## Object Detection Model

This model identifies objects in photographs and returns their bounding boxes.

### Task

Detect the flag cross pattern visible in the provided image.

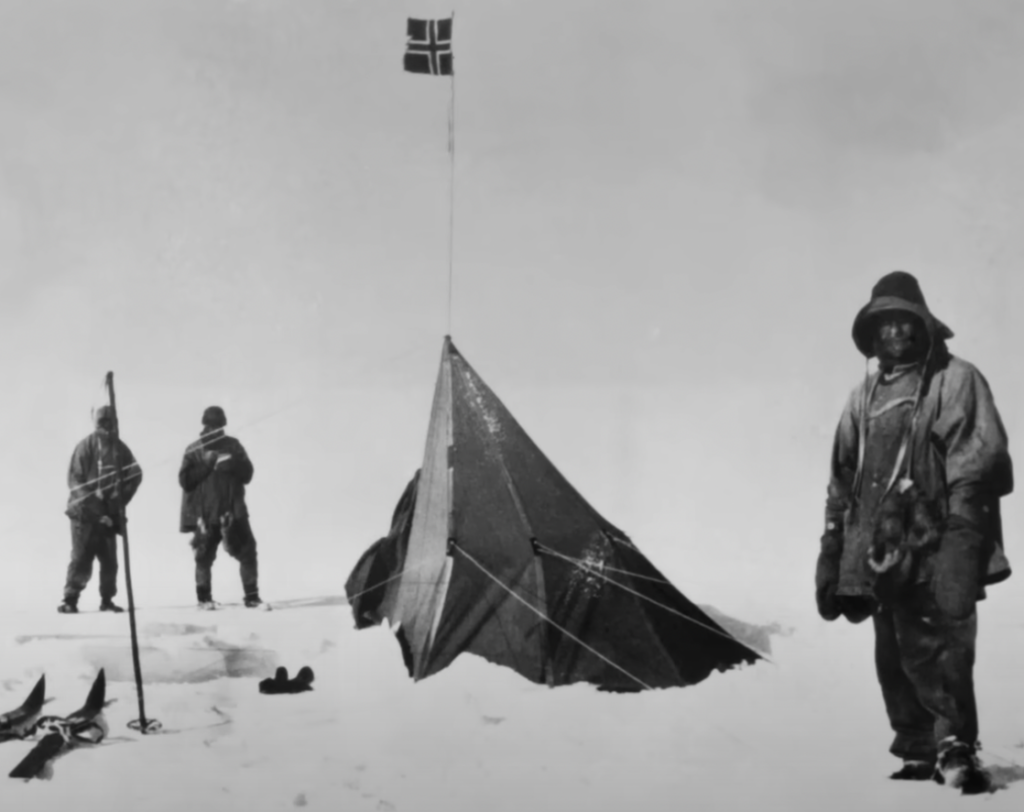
[404,18,453,76]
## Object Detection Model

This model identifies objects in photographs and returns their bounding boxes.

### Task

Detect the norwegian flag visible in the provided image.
[404,18,453,76]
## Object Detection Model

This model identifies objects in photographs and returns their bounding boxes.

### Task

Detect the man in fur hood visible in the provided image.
[178,406,263,609]
[817,271,1012,794]
[60,405,143,614]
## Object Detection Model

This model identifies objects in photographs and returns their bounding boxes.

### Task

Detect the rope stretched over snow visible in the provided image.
[451,543,654,691]
[343,561,429,606]
[535,543,770,661]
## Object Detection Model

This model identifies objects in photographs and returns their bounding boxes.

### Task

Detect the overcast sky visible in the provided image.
[1,0,1022,622]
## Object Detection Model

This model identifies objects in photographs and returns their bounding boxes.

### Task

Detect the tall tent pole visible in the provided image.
[105,372,153,733]
[447,11,456,336]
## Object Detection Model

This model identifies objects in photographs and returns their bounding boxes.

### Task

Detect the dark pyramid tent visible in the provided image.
[345,337,762,691]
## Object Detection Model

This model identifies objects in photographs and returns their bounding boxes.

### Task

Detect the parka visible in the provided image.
[178,429,254,534]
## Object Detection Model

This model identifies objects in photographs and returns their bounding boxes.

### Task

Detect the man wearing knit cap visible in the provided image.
[817,271,1012,794]
[60,404,143,614]
[178,406,264,609]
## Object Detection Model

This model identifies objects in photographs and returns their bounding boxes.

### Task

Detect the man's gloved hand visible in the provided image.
[931,515,984,620]
[815,532,843,621]
[99,516,114,527]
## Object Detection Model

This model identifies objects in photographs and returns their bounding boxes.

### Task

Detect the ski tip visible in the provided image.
[82,670,106,715]
[23,674,46,711]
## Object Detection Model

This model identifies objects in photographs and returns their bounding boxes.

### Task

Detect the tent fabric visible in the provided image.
[345,337,761,691]
[345,469,420,630]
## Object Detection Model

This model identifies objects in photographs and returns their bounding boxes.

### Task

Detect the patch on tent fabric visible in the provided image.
[567,544,609,598]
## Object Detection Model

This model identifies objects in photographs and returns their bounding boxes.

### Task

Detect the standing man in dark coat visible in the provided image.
[60,405,143,614]
[178,406,263,609]
[816,271,1012,794]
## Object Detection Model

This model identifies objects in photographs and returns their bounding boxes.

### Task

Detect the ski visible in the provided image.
[9,670,109,780]
[0,675,48,743]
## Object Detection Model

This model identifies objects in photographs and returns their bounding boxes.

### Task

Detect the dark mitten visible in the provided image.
[285,666,315,693]
[815,533,843,621]
[931,518,984,620]
[259,667,289,695]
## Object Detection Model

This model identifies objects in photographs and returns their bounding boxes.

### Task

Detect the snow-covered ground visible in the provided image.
[1,593,1021,812]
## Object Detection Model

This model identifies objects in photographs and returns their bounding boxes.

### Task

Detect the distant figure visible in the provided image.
[817,272,1013,794]
[59,405,142,614]
[178,406,263,609]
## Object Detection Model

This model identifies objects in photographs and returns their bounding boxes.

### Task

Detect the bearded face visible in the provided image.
[95,416,113,447]
[871,312,928,367]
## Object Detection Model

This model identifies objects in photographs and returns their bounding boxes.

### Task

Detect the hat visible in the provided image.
[202,406,227,429]
[94,405,113,427]
[851,271,954,358]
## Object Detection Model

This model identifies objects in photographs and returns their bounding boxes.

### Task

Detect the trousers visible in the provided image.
[191,515,259,602]
[873,588,978,763]
[64,519,118,603]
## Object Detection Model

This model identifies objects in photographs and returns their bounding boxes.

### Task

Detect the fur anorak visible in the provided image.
[178,429,254,534]
[65,432,142,526]
[826,349,1012,606]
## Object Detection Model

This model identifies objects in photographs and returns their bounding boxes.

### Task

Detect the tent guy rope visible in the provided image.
[451,542,655,691]
[536,543,771,660]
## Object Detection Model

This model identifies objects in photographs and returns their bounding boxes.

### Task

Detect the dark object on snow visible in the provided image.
[258,667,288,694]
[345,337,762,692]
[9,670,108,780]
[0,675,48,742]
[259,666,314,695]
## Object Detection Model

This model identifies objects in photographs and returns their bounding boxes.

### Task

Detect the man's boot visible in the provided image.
[196,586,217,611]
[57,598,79,614]
[244,584,269,610]
[890,760,936,781]
[936,740,992,795]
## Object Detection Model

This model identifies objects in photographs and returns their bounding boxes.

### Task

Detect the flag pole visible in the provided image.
[447,10,456,337]
[105,372,160,734]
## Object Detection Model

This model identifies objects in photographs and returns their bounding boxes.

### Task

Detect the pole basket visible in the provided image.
[128,718,164,734]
